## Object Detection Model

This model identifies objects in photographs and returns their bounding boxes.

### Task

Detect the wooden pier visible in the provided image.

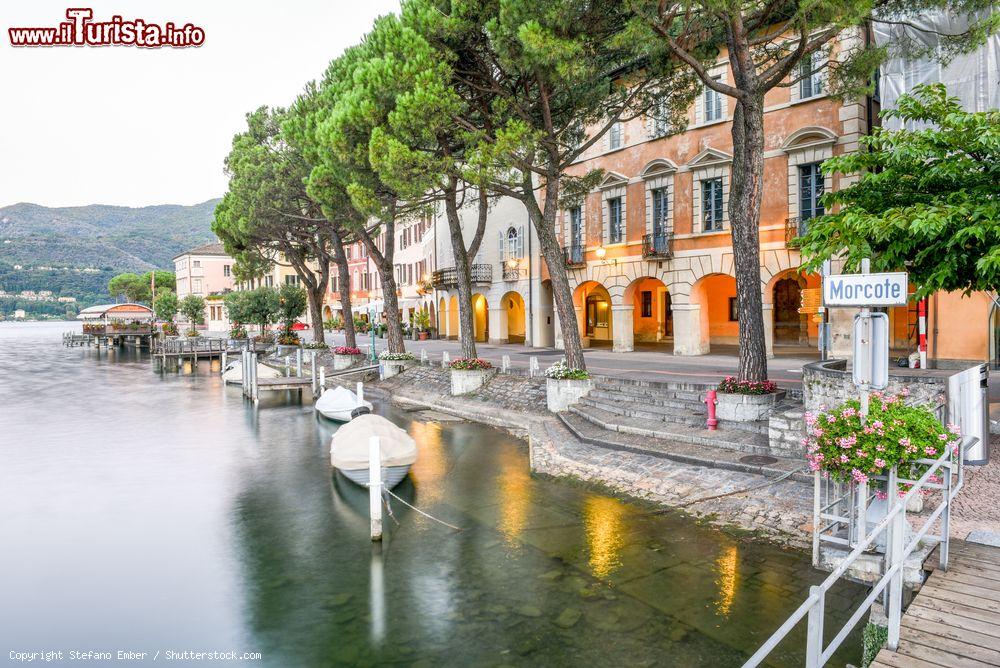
[872,539,1000,668]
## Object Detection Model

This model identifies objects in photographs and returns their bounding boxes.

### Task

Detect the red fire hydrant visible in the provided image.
[705,389,718,431]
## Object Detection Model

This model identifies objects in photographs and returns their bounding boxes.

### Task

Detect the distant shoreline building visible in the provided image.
[173,242,235,332]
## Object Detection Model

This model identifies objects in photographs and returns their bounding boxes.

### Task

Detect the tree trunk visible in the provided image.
[378,264,406,354]
[307,285,325,344]
[522,174,586,370]
[330,229,356,349]
[444,181,478,359]
[729,93,768,382]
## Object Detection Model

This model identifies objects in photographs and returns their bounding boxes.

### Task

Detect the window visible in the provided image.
[650,102,671,137]
[504,226,524,261]
[701,178,724,231]
[223,264,231,277]
[265,276,273,287]
[331,276,338,292]
[192,278,203,294]
[799,163,825,221]
[704,78,724,122]
[345,246,352,260]
[651,187,669,236]
[569,207,583,247]
[799,52,824,99]
[609,122,623,150]
[729,297,739,322]
[193,260,201,269]
[641,291,653,318]
[285,274,299,286]
[608,197,623,244]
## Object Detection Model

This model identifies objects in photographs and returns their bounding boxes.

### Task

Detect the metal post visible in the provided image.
[856,480,868,548]
[941,459,953,571]
[369,436,383,541]
[221,350,227,374]
[804,585,825,667]
[357,381,364,407]
[812,471,822,568]
[886,467,903,651]
[284,355,290,377]
[318,366,326,394]
[296,348,303,378]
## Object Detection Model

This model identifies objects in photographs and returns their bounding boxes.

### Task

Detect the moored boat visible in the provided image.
[315,385,374,422]
[330,413,417,489]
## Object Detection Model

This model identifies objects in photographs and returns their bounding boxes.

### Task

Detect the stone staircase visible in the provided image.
[563,377,805,461]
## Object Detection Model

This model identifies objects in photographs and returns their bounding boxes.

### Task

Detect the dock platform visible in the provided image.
[873,539,1000,667]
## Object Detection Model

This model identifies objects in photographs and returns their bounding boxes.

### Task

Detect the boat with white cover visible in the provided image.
[315,385,374,422]
[330,413,417,489]
[222,359,283,385]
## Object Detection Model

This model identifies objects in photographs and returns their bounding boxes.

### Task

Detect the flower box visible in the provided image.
[546,377,594,412]
[334,353,365,371]
[276,343,301,358]
[715,391,781,422]
[450,368,494,395]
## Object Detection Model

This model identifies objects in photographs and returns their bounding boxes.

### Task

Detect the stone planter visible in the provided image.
[381,360,409,378]
[715,391,781,422]
[546,377,594,412]
[333,353,364,371]
[450,368,493,395]
[276,344,301,358]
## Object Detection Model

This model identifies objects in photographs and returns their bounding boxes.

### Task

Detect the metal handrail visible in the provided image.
[564,244,585,267]
[743,436,976,668]
[642,232,672,258]
[431,264,492,288]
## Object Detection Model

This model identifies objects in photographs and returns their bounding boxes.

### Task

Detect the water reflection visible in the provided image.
[715,544,739,617]
[583,496,627,579]
[497,442,532,546]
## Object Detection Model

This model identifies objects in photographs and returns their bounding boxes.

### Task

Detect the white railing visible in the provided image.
[743,436,976,668]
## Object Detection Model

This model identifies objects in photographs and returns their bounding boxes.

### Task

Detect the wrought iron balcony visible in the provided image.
[502,263,523,281]
[431,264,493,288]
[785,217,805,247]
[642,232,673,259]
[564,244,586,268]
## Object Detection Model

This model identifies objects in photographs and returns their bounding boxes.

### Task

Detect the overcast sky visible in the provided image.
[0,0,400,208]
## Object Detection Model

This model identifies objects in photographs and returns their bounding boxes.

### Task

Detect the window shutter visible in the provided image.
[517,225,524,258]
[498,229,506,262]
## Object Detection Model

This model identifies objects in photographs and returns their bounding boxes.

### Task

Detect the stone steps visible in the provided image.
[558,412,811,483]
[568,404,772,455]
[580,390,768,436]
[587,388,706,411]
[591,381,707,404]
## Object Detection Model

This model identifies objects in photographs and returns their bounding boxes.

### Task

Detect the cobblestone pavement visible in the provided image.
[950,434,1000,538]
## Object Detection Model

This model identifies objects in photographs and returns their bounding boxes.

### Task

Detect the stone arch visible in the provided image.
[472,293,489,343]
[448,294,459,341]
[639,158,678,178]
[573,280,613,348]
[438,297,447,336]
[322,305,333,320]
[499,290,527,344]
[624,276,672,350]
[687,272,739,355]
[780,126,838,153]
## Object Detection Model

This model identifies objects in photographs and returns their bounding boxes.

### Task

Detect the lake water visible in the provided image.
[0,322,865,666]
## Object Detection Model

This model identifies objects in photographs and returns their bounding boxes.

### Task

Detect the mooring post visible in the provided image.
[369,436,383,541]
[221,350,227,374]
[318,366,326,394]
[296,348,303,378]
[357,381,364,407]
[501,355,510,373]
[284,355,290,377]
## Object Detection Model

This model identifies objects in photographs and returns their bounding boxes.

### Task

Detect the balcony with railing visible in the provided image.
[785,217,805,248]
[431,264,493,289]
[502,262,523,281]
[642,232,673,259]
[564,244,586,268]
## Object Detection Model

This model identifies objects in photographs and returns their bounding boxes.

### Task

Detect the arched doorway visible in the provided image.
[624,276,672,351]
[773,275,806,345]
[538,279,555,347]
[322,305,333,320]
[573,281,612,348]
[690,273,738,354]
[448,295,459,340]
[501,291,526,344]
[472,293,489,342]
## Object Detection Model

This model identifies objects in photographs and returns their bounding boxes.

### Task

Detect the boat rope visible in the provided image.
[659,466,807,511]
[382,487,464,532]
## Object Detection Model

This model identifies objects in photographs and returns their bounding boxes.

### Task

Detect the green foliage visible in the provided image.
[179,295,206,326]
[862,623,888,668]
[242,286,281,332]
[799,84,1000,297]
[412,310,431,332]
[450,357,492,370]
[153,290,179,322]
[805,391,960,484]
[324,315,344,330]
[544,360,591,380]
[107,270,176,304]
[277,283,308,331]
[717,376,778,395]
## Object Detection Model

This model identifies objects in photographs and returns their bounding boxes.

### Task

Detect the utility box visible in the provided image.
[948,364,990,465]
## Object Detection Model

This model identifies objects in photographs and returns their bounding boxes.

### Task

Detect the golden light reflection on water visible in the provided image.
[497,445,532,547]
[407,420,447,505]
[583,496,626,579]
[714,544,739,617]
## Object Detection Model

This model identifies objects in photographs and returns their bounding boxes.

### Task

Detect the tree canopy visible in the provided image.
[798,84,1000,297]
[108,270,175,303]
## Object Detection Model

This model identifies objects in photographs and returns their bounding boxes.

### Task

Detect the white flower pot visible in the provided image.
[546,377,594,412]
[715,392,780,422]
[450,368,493,395]
[334,353,364,371]
[381,360,408,378]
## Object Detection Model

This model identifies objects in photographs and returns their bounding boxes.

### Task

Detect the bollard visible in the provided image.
[221,350,228,374]
[357,381,364,407]
[705,389,718,431]
[420,349,428,365]
[369,436,383,541]
[296,348,303,378]
[502,355,510,373]
[319,366,326,394]
[529,356,539,377]
[442,351,450,368]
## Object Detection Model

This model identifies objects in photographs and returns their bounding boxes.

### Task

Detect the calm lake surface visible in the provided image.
[0,322,865,666]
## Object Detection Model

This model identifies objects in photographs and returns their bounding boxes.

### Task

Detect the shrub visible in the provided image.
[544,359,591,380]
[277,332,301,346]
[303,342,328,350]
[228,323,247,339]
[253,332,275,344]
[450,357,493,370]
[335,346,363,355]
[379,351,414,361]
[805,390,961,485]
[324,315,344,331]
[862,623,888,668]
[717,376,777,395]
[161,322,179,336]
[185,329,199,337]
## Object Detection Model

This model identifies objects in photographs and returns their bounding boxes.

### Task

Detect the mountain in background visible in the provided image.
[0,199,221,315]
[0,199,221,272]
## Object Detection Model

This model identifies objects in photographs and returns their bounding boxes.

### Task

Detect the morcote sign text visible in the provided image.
[824,272,908,307]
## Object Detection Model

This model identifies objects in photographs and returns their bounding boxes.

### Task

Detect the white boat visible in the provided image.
[315,385,374,422]
[222,360,283,385]
[330,413,417,489]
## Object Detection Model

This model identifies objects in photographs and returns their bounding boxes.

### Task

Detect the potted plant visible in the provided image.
[276,327,302,357]
[449,357,495,395]
[413,311,431,341]
[185,328,199,338]
[806,391,961,541]
[324,315,344,333]
[333,345,364,370]
[228,323,248,347]
[713,376,782,422]
[162,321,179,337]
[379,350,415,378]
[543,360,594,412]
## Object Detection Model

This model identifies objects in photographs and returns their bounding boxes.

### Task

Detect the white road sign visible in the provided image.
[853,312,889,390]
[824,272,908,307]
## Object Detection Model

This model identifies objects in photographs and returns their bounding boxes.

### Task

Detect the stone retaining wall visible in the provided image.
[376,364,548,414]
[802,359,948,414]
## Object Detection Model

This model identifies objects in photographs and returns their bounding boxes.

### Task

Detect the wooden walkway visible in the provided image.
[873,539,1000,668]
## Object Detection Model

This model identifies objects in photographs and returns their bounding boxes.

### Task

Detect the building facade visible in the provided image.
[173,242,236,332]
